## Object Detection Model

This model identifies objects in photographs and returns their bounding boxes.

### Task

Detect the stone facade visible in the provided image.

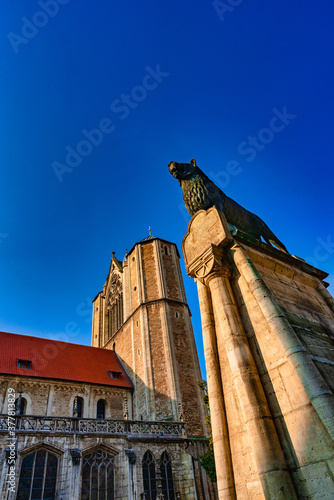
[0,416,197,499]
[92,237,207,436]
[0,376,128,420]
[182,207,334,500]
[0,235,216,500]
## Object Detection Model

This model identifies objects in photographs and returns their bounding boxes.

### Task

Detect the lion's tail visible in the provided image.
[260,221,289,254]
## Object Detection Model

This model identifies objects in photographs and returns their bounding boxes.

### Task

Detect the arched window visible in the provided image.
[15,397,27,415]
[160,451,175,500]
[142,451,157,500]
[17,448,58,499]
[81,448,115,500]
[73,396,84,418]
[107,273,123,340]
[97,399,105,419]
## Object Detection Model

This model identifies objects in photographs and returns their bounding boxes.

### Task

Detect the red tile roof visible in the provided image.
[0,331,133,389]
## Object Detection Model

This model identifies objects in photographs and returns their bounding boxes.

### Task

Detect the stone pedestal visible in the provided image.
[182,207,334,499]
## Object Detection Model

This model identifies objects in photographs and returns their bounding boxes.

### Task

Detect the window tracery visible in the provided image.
[17,448,58,500]
[106,271,123,340]
[142,451,157,500]
[160,451,175,500]
[81,448,115,500]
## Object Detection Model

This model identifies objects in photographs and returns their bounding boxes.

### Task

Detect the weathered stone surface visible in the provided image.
[182,207,233,276]
[182,206,334,499]
[0,233,216,500]
[90,235,214,498]
[92,237,207,437]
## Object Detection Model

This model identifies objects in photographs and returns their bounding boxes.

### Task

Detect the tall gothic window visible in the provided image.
[142,451,157,500]
[106,272,123,341]
[97,399,106,419]
[160,451,175,500]
[81,448,115,500]
[16,448,58,500]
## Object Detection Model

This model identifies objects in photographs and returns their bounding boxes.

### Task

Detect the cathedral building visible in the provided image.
[0,234,215,500]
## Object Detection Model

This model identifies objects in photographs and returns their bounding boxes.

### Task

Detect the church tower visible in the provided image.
[92,233,207,435]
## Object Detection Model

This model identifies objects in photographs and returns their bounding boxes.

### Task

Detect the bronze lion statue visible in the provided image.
[169,158,288,254]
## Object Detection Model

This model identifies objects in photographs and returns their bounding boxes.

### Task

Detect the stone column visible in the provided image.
[182,208,298,499]
[196,279,236,500]
[206,266,297,498]
[231,243,334,441]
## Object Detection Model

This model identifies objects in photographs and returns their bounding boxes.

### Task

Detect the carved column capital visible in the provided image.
[186,243,230,285]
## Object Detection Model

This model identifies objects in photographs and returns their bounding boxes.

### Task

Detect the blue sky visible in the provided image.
[1,1,333,377]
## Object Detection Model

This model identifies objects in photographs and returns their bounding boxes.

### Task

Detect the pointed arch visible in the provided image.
[17,445,60,500]
[106,271,123,339]
[81,442,119,457]
[81,446,116,500]
[143,450,157,500]
[160,451,175,500]
[19,441,64,457]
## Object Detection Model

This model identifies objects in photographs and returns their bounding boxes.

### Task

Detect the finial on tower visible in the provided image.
[149,226,152,236]
[112,251,115,258]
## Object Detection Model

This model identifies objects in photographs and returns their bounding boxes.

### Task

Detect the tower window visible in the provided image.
[164,246,168,255]
[175,312,179,319]
[107,283,123,340]
[17,359,31,369]
[134,286,137,291]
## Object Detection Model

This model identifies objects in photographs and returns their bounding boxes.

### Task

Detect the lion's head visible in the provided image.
[168,159,198,181]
